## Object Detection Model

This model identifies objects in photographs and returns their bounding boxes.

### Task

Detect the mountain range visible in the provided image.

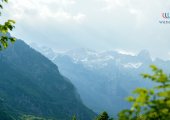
[32,45,170,116]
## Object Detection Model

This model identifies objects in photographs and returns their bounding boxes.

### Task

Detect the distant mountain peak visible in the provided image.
[137,50,151,61]
[138,50,150,57]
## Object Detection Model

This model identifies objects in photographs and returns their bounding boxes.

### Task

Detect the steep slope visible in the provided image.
[53,55,135,115]
[0,41,96,120]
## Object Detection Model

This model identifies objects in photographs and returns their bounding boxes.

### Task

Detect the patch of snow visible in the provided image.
[115,49,136,56]
[81,58,88,62]
[122,62,143,69]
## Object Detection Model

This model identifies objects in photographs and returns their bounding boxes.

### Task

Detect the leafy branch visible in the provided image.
[0,0,16,50]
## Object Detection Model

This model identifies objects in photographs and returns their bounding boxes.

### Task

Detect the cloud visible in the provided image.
[73,13,87,23]
[102,0,170,26]
[103,0,128,10]
[168,52,170,57]
[4,0,86,23]
[1,0,170,59]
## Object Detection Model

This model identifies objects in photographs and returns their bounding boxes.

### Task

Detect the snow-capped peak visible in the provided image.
[115,49,136,56]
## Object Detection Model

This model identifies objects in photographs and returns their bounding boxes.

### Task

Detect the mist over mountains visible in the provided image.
[32,45,170,116]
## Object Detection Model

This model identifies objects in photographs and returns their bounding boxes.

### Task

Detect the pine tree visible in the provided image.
[96,112,114,120]
[72,115,77,120]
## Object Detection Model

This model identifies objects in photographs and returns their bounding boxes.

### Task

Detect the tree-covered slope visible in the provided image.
[0,40,96,120]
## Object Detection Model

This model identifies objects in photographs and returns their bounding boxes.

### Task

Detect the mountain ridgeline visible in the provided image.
[0,41,96,120]
[32,46,170,116]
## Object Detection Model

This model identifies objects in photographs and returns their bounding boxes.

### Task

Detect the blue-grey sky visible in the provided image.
[2,0,170,59]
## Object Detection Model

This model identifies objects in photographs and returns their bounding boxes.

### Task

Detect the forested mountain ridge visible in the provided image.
[0,40,96,120]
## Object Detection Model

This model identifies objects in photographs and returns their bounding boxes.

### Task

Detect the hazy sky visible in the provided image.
[2,0,170,59]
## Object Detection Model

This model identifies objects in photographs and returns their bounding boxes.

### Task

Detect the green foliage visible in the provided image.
[0,0,16,50]
[118,65,170,120]
[95,112,114,120]
[72,115,77,120]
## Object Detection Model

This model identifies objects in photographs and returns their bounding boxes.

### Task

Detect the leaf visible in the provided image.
[150,65,158,71]
[157,91,170,97]
[126,96,135,102]
[0,4,3,9]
